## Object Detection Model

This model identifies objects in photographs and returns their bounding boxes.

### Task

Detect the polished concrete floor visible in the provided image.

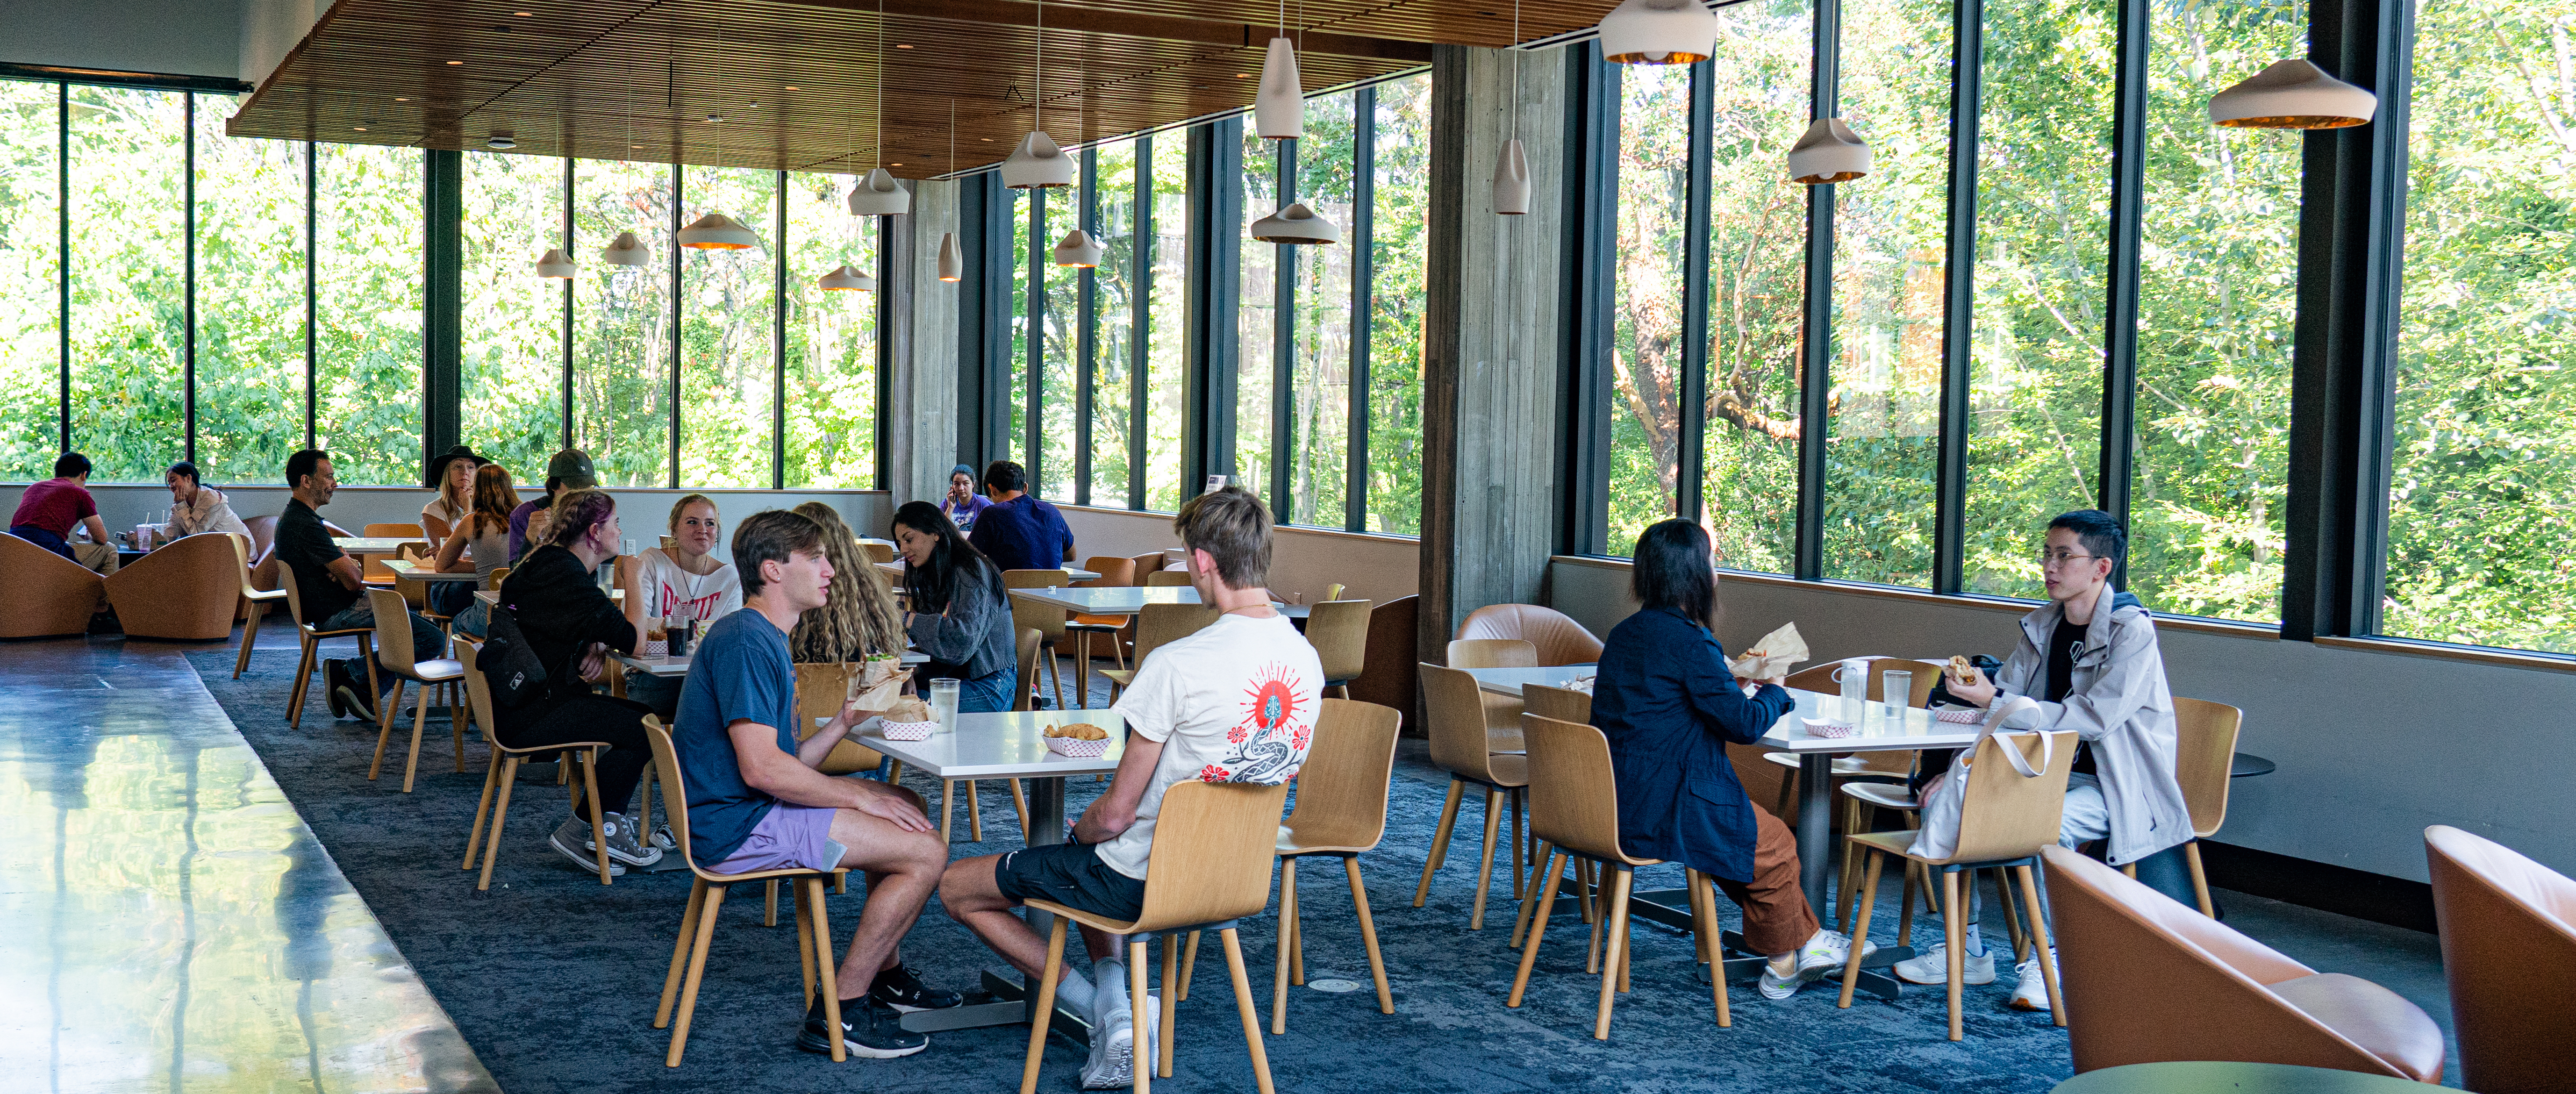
[0,637,496,1094]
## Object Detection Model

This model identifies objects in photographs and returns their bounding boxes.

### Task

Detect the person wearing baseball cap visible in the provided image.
[510,448,599,561]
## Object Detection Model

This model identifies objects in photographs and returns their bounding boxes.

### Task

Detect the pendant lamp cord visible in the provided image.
[1510,0,1520,141]
[949,99,956,177]
[874,0,886,170]
[1035,0,1044,133]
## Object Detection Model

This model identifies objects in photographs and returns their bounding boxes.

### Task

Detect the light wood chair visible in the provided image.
[2172,696,2243,917]
[1509,683,1592,947]
[1509,714,1729,1039]
[862,541,894,565]
[363,589,465,793]
[1065,556,1139,700]
[1098,602,1222,698]
[643,716,855,1066]
[229,532,289,678]
[1838,728,2079,1039]
[1143,570,1193,588]
[277,559,377,729]
[1018,780,1292,1094]
[1302,599,1372,699]
[1447,638,1538,670]
[454,643,616,890]
[359,522,423,585]
[1268,699,1403,1032]
[1128,551,1166,576]
[1413,663,1529,930]
[1005,568,1074,709]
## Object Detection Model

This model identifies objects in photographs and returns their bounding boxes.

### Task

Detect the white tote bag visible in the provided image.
[1906,696,2048,861]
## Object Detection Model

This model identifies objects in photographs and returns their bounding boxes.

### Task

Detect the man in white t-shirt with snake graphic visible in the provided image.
[939,486,1317,1088]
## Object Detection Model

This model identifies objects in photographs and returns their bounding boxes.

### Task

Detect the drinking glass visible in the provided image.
[1832,658,1870,719]
[1880,671,1912,727]
[928,679,962,734]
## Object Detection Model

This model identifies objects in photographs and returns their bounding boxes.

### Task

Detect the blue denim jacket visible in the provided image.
[1589,606,1793,882]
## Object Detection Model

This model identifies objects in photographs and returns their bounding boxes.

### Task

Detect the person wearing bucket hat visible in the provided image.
[510,448,599,561]
[939,463,991,534]
[421,445,487,541]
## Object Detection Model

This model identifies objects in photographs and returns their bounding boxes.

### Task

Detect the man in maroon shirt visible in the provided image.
[9,453,118,574]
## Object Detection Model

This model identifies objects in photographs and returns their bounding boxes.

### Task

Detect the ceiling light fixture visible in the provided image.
[1492,0,1530,215]
[896,43,912,49]
[849,0,912,215]
[819,264,876,291]
[2209,58,2377,129]
[601,230,651,266]
[1788,117,1870,183]
[535,247,576,278]
[1595,0,1719,64]
[939,100,962,281]
[486,133,517,149]
[1251,201,1338,245]
[1053,228,1102,267]
[676,212,759,250]
[446,60,463,65]
[1252,0,1302,139]
[1000,0,1074,188]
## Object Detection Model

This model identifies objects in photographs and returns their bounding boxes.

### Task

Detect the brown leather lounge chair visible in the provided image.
[0,531,106,638]
[1454,603,1604,666]
[2043,844,2443,1082]
[106,532,243,641]
[2426,824,2576,1094]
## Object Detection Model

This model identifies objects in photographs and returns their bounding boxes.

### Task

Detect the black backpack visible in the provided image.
[477,603,562,709]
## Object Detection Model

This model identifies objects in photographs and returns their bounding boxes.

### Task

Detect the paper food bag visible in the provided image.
[1726,622,1810,681]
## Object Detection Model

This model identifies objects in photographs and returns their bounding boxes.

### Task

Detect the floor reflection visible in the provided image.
[0,639,498,1094]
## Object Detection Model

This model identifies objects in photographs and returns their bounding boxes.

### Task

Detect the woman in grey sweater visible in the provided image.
[890,500,1018,712]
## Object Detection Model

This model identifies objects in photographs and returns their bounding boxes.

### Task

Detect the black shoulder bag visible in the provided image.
[477,603,563,709]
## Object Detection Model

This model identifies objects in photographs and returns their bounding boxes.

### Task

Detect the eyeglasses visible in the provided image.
[2036,551,2100,569]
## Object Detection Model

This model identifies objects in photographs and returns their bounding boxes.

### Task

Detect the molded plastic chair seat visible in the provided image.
[453,643,615,891]
[228,533,289,677]
[277,558,377,729]
[1447,638,1537,670]
[1842,781,1921,811]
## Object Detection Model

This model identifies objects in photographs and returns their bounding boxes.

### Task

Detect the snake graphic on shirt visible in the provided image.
[1199,661,1314,785]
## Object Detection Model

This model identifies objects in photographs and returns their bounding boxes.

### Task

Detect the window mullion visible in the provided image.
[1930,0,1985,596]
[1027,188,1045,483]
[772,171,787,490]
[1793,0,1841,580]
[1677,62,1715,524]
[2096,0,2149,563]
[1347,88,1376,533]
[1271,140,1295,522]
[1076,149,1098,506]
[183,92,197,465]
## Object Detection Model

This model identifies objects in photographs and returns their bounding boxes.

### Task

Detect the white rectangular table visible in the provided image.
[1467,665,1596,698]
[1008,586,1309,619]
[332,536,423,556]
[877,561,1101,582]
[617,648,929,678]
[381,559,480,583]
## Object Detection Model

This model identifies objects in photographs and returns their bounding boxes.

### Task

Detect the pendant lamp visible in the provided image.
[1491,0,1529,215]
[601,230,651,266]
[534,248,576,279]
[676,212,759,250]
[1003,0,1073,188]
[849,168,911,215]
[2209,58,2377,129]
[1596,0,1719,65]
[1052,228,1103,267]
[1254,37,1303,139]
[819,264,876,291]
[937,232,963,281]
[1251,201,1338,245]
[1788,118,1871,184]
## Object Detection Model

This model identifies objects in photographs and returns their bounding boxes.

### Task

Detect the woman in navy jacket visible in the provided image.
[1589,519,1866,999]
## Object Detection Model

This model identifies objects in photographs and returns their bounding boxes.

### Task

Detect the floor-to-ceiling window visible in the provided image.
[65,86,187,483]
[461,151,567,475]
[1607,64,1694,555]
[784,175,880,489]
[1088,140,1139,506]
[572,158,674,489]
[310,143,424,486]
[1144,137,1190,512]
[193,95,308,488]
[0,81,60,480]
[1363,75,1431,536]
[675,166,779,488]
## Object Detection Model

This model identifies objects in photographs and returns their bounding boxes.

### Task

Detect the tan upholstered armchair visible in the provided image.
[2042,844,2444,1082]
[1455,603,1604,666]
[106,532,243,641]
[2426,824,2576,1094]
[0,532,105,638]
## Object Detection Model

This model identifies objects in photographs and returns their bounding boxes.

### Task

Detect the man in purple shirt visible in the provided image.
[965,460,1073,573]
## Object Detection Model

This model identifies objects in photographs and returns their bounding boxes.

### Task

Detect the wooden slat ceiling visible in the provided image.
[228,0,1620,176]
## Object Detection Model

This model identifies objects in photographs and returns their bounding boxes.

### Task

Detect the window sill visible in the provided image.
[1059,503,1421,546]
[2317,635,2576,674]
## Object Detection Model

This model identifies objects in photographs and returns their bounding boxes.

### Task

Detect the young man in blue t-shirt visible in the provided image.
[673,509,958,1058]
[965,459,1073,572]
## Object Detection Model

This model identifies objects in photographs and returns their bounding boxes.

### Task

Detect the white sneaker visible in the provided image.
[1080,992,1157,1088]
[2010,950,2056,1011]
[1892,940,1996,986]
[1756,929,1876,1000]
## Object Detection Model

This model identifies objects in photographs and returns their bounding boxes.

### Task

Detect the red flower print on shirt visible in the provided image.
[1198,764,1233,783]
[1205,662,1315,785]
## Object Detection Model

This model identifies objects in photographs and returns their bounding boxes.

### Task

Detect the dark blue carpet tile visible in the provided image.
[191,633,2093,1094]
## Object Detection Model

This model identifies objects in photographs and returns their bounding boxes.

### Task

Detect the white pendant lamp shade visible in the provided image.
[1596,0,1720,64]
[818,264,876,291]
[937,231,963,282]
[1250,201,1339,245]
[601,230,651,266]
[534,247,576,279]
[847,168,911,215]
[1787,118,1872,184]
[2209,58,2377,129]
[1492,138,1531,215]
[1001,131,1075,189]
[1253,36,1304,140]
[1052,228,1104,267]
[675,212,760,250]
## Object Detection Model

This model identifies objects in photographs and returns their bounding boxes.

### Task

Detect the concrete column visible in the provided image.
[887,179,959,509]
[1419,43,1569,661]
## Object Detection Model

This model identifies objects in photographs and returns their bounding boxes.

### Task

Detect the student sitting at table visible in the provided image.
[509,448,597,561]
[420,444,486,543]
[163,461,252,542]
[1591,518,1869,1001]
[271,449,448,725]
[492,488,664,873]
[966,460,1073,574]
[786,501,907,665]
[940,464,992,533]
[673,509,955,1059]
[426,463,517,637]
[938,486,1320,1089]
[619,493,744,717]
[889,501,1018,714]
[9,452,120,575]
[1922,508,2193,1011]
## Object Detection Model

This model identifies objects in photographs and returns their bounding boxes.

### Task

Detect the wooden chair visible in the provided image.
[1447,638,1537,670]
[363,589,465,793]
[1302,599,1372,699]
[1838,729,2078,1039]
[1065,557,1140,700]
[1143,570,1192,588]
[1098,602,1221,698]
[2426,824,2576,1094]
[1509,683,1592,947]
[228,533,289,677]
[790,661,893,775]
[359,522,423,585]
[1773,657,1936,788]
[2172,696,2243,917]
[277,559,377,729]
[1509,714,1729,1039]
[1456,604,1603,666]
[1005,568,1074,709]
[643,716,856,1066]
[453,643,616,889]
[1018,780,1292,1094]
[1412,663,1529,930]
[0,531,105,638]
[1269,699,1403,1032]
[862,541,894,565]
[1128,551,1165,577]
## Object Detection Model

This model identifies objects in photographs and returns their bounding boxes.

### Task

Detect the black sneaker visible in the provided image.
[798,995,927,1059]
[335,669,379,724]
[323,660,351,720]
[870,963,963,1012]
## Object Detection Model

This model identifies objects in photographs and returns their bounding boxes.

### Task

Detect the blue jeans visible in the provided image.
[956,666,1016,714]
[10,525,72,561]
[320,602,446,696]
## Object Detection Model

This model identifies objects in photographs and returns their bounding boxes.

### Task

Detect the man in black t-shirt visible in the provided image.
[273,449,445,724]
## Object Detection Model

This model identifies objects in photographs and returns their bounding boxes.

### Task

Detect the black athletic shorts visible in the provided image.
[992,840,1147,924]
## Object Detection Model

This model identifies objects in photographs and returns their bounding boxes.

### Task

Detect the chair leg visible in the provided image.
[286,634,316,727]
[1470,787,1505,930]
[1838,801,1871,930]
[367,678,406,781]
[807,877,845,1060]
[1177,931,1201,1002]
[1129,938,1152,1094]
[765,879,780,927]
[1219,929,1278,1094]
[451,682,465,772]
[887,760,905,785]
[2015,863,2067,1027]
[657,878,711,1028]
[1345,857,1393,1015]
[665,882,729,1067]
[1593,868,1635,1041]
[1512,840,1555,949]
[1018,918,1070,1094]
[233,601,262,678]
[2185,840,2215,917]
[1942,868,1965,1041]
[1510,788,1525,900]
[1009,779,1031,838]
[1687,868,1732,1027]
[1159,933,1180,1078]
[1837,851,1886,1008]
[1507,851,1568,1008]
[580,752,612,885]
[1413,778,1465,908]
[463,751,502,869]
[1587,864,1607,974]
[968,780,985,842]
[476,755,522,891]
[402,680,430,792]
[1271,857,1298,1034]
[1897,860,1918,947]
[795,880,815,1002]
[1996,867,2030,963]
[1047,643,1067,712]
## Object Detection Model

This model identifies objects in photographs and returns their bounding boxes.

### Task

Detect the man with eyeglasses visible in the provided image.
[1910,509,2193,1013]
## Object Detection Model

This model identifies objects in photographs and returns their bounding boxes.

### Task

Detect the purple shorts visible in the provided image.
[710,802,847,874]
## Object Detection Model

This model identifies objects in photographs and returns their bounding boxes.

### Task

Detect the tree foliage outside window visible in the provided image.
[312,143,424,487]
[573,158,673,488]
[1145,143,1190,512]
[0,81,60,481]
[784,172,879,489]
[1287,92,1357,528]
[676,167,778,488]
[1038,184,1080,497]
[194,95,307,488]
[1239,127,1280,505]
[1608,64,1691,555]
[67,86,186,483]
[461,151,566,477]
[1091,139,1139,504]
[1367,74,1431,536]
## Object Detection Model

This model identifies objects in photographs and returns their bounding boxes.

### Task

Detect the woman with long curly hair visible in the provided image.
[787,501,909,665]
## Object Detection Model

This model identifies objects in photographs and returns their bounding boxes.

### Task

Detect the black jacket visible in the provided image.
[495,544,635,723]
